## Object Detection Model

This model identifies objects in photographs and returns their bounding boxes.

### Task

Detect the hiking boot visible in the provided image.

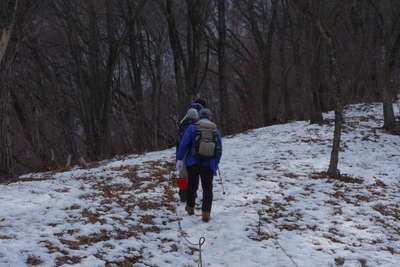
[202,211,210,222]
[185,206,194,215]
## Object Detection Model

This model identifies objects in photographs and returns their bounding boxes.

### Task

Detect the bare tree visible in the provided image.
[293,0,344,178]
[0,0,19,176]
[367,0,400,132]
[238,0,278,125]
[162,0,211,116]
[217,0,229,133]
[2,0,400,177]
[53,0,128,160]
[141,3,168,149]
[0,0,19,64]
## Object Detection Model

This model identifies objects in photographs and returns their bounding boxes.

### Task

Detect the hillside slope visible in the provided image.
[1,102,399,267]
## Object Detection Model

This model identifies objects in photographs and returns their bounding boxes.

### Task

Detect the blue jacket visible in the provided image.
[177,119,222,175]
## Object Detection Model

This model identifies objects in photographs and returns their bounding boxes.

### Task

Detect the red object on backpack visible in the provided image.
[178,177,188,190]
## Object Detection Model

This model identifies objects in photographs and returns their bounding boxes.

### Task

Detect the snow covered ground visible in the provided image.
[1,101,399,267]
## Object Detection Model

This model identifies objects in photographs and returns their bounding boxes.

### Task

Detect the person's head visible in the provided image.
[188,103,203,112]
[194,98,206,108]
[199,108,212,120]
[186,108,199,121]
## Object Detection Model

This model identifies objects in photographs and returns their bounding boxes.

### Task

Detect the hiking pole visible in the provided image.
[217,169,226,195]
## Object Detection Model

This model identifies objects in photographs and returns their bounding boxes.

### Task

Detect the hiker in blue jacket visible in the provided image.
[175,100,205,202]
[176,108,222,222]
[176,103,203,151]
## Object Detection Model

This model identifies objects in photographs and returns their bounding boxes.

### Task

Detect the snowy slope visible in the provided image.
[0,101,399,267]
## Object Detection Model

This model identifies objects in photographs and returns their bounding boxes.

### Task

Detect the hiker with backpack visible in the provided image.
[175,99,206,202]
[176,101,204,151]
[176,108,222,222]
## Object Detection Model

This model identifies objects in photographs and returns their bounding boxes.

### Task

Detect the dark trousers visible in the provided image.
[186,165,214,212]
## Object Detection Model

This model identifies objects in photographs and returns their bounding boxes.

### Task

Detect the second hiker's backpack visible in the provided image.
[192,120,217,160]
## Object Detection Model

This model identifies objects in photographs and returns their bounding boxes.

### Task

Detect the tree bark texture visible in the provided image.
[217,0,228,133]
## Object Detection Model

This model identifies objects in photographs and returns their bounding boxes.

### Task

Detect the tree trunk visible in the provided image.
[218,0,228,133]
[326,39,343,178]
[249,0,277,125]
[381,44,396,131]
[0,29,12,64]
[309,32,324,124]
[278,0,291,123]
[151,53,162,149]
[0,0,18,64]
[165,0,187,117]
[0,0,19,177]
[127,15,145,153]
[0,88,13,177]
[293,0,344,177]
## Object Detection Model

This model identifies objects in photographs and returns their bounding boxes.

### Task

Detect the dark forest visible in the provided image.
[1,0,399,177]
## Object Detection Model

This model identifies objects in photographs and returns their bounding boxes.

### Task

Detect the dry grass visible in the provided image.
[310,172,363,184]
[26,255,43,266]
[0,235,13,240]
[335,257,345,266]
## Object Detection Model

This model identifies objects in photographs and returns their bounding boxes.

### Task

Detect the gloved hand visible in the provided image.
[176,160,184,171]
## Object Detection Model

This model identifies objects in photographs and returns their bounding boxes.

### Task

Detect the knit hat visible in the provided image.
[186,108,199,120]
[188,103,203,112]
[199,108,212,119]
[180,108,199,124]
